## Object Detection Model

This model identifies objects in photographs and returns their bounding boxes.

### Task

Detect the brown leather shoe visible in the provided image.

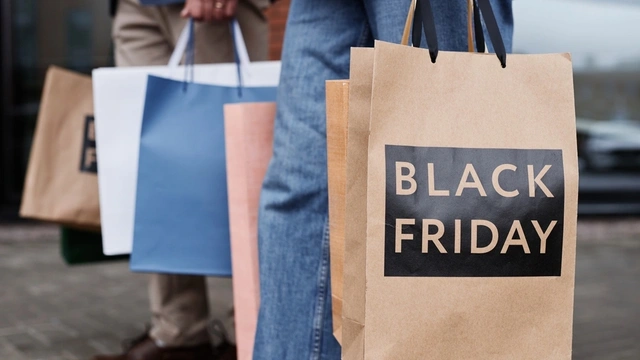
[91,336,215,360]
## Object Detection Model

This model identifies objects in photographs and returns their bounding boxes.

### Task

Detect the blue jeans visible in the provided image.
[254,1,513,359]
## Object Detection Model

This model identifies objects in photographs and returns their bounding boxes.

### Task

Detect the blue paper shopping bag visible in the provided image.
[130,75,277,275]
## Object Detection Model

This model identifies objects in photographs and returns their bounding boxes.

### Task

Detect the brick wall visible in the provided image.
[265,0,291,60]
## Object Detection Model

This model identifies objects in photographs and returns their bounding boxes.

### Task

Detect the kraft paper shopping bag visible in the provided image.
[359,0,578,358]
[340,48,374,360]
[326,80,350,344]
[20,66,100,229]
[224,102,276,360]
[340,1,488,355]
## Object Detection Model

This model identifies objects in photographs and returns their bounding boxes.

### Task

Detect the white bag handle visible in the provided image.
[168,22,191,67]
[231,20,251,67]
[168,19,251,68]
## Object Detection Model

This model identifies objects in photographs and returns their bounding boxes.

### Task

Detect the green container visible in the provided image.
[60,227,129,265]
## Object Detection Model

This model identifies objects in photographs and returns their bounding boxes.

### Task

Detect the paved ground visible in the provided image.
[0,225,233,360]
[0,220,639,360]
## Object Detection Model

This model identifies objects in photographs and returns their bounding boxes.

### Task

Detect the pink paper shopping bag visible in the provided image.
[224,102,276,360]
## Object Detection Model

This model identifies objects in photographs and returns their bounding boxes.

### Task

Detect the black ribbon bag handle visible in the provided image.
[407,0,507,68]
[403,0,483,55]
[412,0,439,63]
[475,0,506,67]
[473,0,486,54]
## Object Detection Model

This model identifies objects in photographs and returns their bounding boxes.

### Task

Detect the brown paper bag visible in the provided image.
[20,66,100,229]
[361,3,578,360]
[326,80,350,344]
[224,102,276,360]
[340,48,374,360]
[342,1,479,355]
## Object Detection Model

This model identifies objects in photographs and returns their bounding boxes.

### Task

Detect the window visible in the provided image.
[0,0,113,211]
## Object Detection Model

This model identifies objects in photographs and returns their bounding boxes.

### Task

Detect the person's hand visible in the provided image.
[181,0,238,22]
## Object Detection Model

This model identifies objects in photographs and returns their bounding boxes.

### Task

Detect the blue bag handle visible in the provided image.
[169,18,249,95]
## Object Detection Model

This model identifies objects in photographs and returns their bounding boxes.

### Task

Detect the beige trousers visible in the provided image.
[112,0,268,347]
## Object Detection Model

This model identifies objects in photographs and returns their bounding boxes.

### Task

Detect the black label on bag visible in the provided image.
[79,115,97,174]
[384,145,564,277]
